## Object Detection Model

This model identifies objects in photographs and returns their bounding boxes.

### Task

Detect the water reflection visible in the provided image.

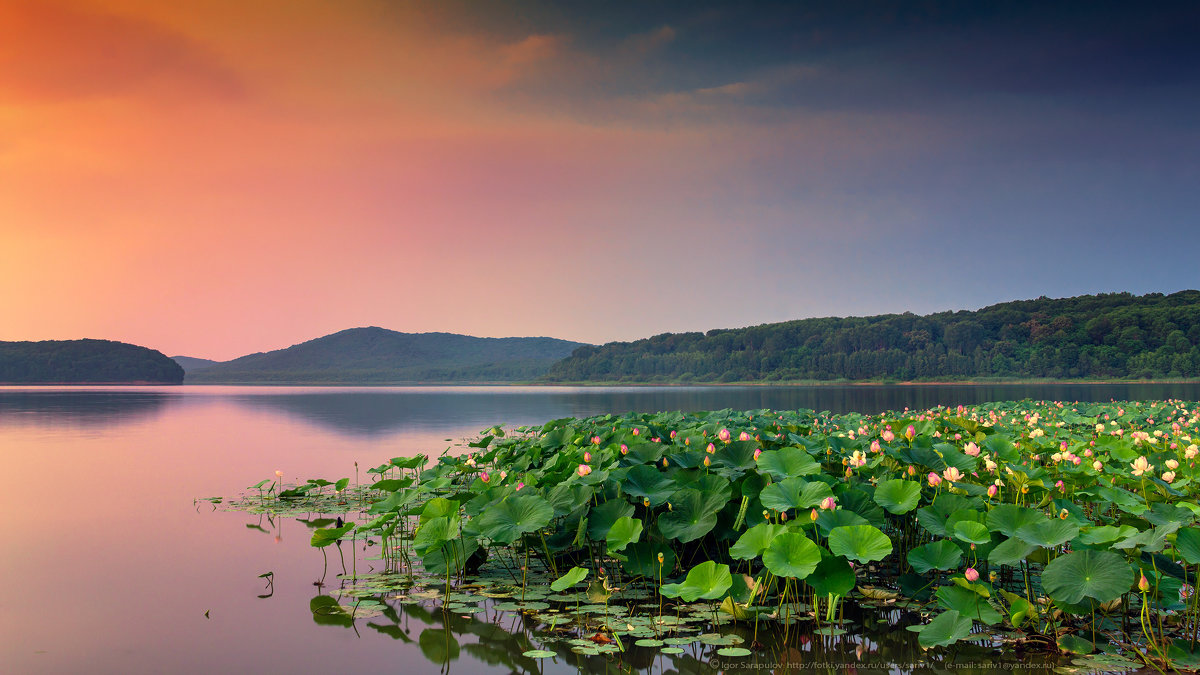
[0,388,174,429]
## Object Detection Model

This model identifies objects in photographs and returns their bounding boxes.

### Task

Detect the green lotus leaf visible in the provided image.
[310,523,355,548]
[759,477,833,512]
[586,498,636,541]
[619,464,677,507]
[1175,527,1200,564]
[1013,518,1079,549]
[935,585,1002,625]
[828,524,893,564]
[951,520,991,546]
[660,561,733,602]
[762,532,822,580]
[985,504,1043,538]
[472,494,553,544]
[605,516,643,554]
[988,537,1036,566]
[908,610,973,649]
[1042,550,1133,605]
[806,548,856,597]
[815,509,869,537]
[873,479,922,515]
[550,566,589,592]
[658,487,723,543]
[907,539,963,574]
[729,522,785,561]
[754,447,821,481]
[621,541,677,578]
[413,515,459,557]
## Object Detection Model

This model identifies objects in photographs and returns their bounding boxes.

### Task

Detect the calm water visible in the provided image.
[4,383,1198,674]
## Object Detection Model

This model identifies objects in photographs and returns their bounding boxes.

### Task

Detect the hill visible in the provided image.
[186,327,587,384]
[0,339,185,384]
[171,356,219,374]
[544,291,1200,383]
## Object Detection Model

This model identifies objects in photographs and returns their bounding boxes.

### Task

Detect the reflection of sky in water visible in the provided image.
[2,385,1198,673]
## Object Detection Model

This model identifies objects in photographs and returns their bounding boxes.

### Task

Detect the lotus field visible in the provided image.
[241,400,1200,671]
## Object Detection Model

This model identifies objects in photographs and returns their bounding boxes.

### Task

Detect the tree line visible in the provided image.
[544,291,1200,382]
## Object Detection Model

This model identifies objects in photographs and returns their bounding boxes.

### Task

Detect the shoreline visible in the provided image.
[6,378,1199,388]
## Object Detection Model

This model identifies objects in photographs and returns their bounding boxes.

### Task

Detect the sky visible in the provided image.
[1,0,1198,361]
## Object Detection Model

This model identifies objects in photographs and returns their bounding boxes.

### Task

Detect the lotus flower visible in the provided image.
[706,442,716,454]
[964,442,980,457]
[905,425,916,442]
[870,440,881,453]
[577,464,592,477]
[987,485,997,498]
[591,436,601,445]
[1164,471,1177,483]
[739,431,751,441]
[1188,444,1199,459]
[1166,459,1180,470]
[964,567,979,582]
[583,451,591,463]
[1130,456,1153,477]
[881,430,895,443]
[849,450,867,468]
[620,444,628,455]
[927,472,942,487]
[1139,573,1151,592]
[718,428,731,442]
[632,428,639,436]
[820,496,836,510]
[942,467,964,483]
[810,508,819,522]
[516,482,525,491]
[670,430,677,439]
[481,471,490,483]
[1093,460,1104,471]
[703,455,711,467]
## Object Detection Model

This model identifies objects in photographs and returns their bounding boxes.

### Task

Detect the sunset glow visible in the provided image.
[2,0,1197,360]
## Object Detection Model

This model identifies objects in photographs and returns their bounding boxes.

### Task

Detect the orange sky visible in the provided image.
[3,1,1196,360]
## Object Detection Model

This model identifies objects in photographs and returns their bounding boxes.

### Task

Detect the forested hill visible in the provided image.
[187,327,586,383]
[544,291,1200,383]
[0,339,185,384]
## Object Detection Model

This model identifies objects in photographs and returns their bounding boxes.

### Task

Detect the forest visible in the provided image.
[544,291,1200,382]
[0,339,185,384]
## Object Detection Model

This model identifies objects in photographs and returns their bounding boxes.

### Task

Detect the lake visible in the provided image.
[4,383,1198,674]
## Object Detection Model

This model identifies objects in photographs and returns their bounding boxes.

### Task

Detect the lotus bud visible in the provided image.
[657,552,664,564]
[643,497,650,507]
[821,496,836,510]
[591,436,601,445]
[481,471,490,483]
[871,440,882,453]
[670,430,677,439]
[907,466,916,476]
[739,431,751,441]
[845,468,853,478]
[753,449,762,461]
[1059,508,1068,519]
[1139,573,1151,592]
[987,485,997,498]
[620,444,628,455]
[1093,460,1103,471]
[662,457,669,468]
[706,443,716,454]
[703,455,711,467]
[516,481,525,491]
[810,508,819,522]
[632,428,639,436]
[989,572,997,582]
[928,472,942,487]
[882,430,895,443]
[718,428,731,442]
[275,470,283,478]
[583,451,591,463]
[964,567,979,582]
[905,425,916,442]
[781,511,788,522]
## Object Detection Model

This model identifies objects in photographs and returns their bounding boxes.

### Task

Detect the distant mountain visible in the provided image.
[186,327,588,384]
[0,339,184,384]
[171,356,219,374]
[544,291,1200,383]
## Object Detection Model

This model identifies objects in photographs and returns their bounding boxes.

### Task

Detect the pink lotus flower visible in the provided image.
[1167,459,1180,470]
[928,472,942,487]
[577,464,592,477]
[632,428,639,436]
[987,485,998,498]
[481,471,490,483]
[1131,456,1153,477]
[620,444,628,455]
[964,442,980,457]
[591,436,601,445]
[738,431,751,441]
[881,430,895,443]
[942,467,964,483]
[820,497,836,510]
[753,448,762,461]
[1093,460,1103,471]
[905,425,916,442]
[583,451,592,463]
[810,509,819,522]
[670,430,677,439]
[870,440,881,453]
[1139,573,1151,592]
[718,428,732,442]
[706,442,716,454]
[515,482,525,491]
[1164,471,1177,483]
[964,567,979,582]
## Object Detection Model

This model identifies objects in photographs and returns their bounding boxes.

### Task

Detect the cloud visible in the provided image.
[0,0,243,103]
